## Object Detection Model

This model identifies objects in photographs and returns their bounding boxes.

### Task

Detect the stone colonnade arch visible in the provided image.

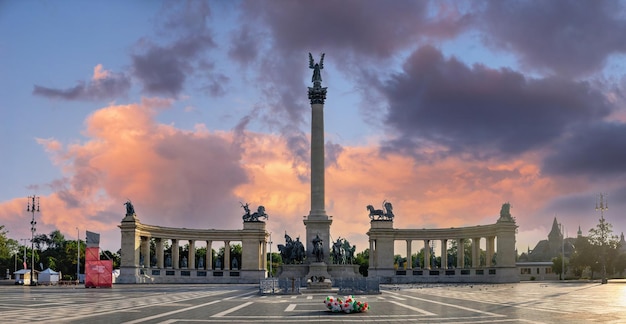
[117,214,268,284]
[367,206,518,283]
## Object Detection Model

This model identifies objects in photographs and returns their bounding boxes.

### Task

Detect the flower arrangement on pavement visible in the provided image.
[324,295,369,313]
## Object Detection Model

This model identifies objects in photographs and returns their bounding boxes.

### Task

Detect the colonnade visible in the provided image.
[139,237,247,271]
[376,236,496,270]
[367,207,518,283]
[118,214,268,283]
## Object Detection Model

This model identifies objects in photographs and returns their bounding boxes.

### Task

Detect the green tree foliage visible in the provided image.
[616,253,626,277]
[354,249,368,276]
[266,252,281,277]
[216,243,242,269]
[569,236,597,278]
[551,255,567,280]
[447,240,473,268]
[588,215,619,280]
[0,226,20,274]
[0,226,121,280]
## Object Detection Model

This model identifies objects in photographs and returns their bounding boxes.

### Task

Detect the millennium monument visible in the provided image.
[304,53,331,263]
[275,54,361,288]
[117,53,519,286]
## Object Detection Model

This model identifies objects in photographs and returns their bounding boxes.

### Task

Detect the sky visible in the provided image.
[2,0,626,257]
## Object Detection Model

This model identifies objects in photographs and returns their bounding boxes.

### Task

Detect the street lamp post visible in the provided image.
[20,239,28,269]
[559,223,565,280]
[27,195,39,286]
[76,227,80,283]
[268,233,273,278]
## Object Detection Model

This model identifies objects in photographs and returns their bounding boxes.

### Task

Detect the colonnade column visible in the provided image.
[440,239,448,269]
[156,238,164,268]
[188,240,195,269]
[206,241,212,270]
[261,240,267,271]
[369,240,376,268]
[224,241,230,270]
[472,237,480,268]
[406,240,412,269]
[141,236,150,267]
[457,238,464,268]
[423,240,431,269]
[486,236,495,267]
[172,239,179,269]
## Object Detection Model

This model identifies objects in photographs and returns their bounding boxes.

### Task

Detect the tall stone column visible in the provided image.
[406,240,412,269]
[441,239,448,269]
[156,238,164,269]
[486,236,495,267]
[206,240,212,270]
[141,236,150,267]
[457,238,465,268]
[188,240,195,269]
[261,240,267,272]
[369,240,376,268]
[224,241,231,270]
[423,240,431,269]
[304,53,332,263]
[118,214,140,283]
[172,239,179,269]
[472,237,480,268]
[496,220,517,267]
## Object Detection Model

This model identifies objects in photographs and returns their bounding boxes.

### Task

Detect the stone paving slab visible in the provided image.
[0,281,624,323]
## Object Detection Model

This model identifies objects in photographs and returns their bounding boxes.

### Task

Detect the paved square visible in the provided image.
[0,281,624,323]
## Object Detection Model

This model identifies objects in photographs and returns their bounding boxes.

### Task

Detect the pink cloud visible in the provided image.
[92,64,110,81]
[0,99,578,254]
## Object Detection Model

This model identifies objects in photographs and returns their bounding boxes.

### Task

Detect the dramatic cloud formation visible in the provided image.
[479,0,626,76]
[4,0,626,255]
[33,64,130,101]
[131,1,222,98]
[380,46,612,157]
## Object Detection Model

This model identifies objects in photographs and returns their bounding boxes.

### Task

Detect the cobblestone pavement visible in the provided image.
[0,281,624,323]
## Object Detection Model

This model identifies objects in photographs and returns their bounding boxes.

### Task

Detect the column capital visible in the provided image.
[308,86,327,104]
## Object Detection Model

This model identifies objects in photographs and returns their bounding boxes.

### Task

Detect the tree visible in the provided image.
[101,250,121,268]
[569,236,597,278]
[266,252,281,277]
[447,240,472,268]
[552,255,567,280]
[354,249,368,276]
[616,253,626,277]
[48,230,66,250]
[0,225,19,274]
[588,215,619,282]
[216,243,242,269]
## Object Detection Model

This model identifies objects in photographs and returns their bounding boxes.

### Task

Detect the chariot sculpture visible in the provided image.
[367,200,394,220]
[241,202,268,222]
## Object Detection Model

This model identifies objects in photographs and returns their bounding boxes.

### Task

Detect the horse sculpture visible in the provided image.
[330,237,356,264]
[367,200,394,220]
[332,238,344,264]
[241,202,268,222]
[277,233,305,264]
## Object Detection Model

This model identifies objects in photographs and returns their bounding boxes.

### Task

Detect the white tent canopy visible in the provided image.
[38,268,60,285]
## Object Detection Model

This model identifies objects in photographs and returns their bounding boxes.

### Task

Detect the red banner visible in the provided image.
[85,247,100,261]
[85,248,112,288]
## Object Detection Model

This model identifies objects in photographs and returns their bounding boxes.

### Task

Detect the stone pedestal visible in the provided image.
[304,217,332,264]
[306,262,332,291]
